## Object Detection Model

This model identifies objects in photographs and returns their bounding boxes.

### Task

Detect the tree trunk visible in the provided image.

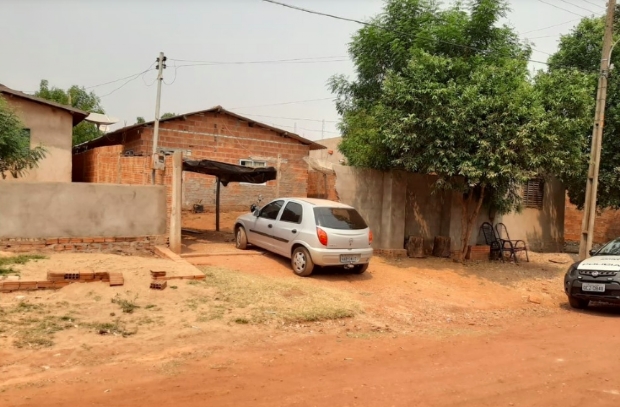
[454,185,486,262]
[432,236,451,258]
[406,236,425,258]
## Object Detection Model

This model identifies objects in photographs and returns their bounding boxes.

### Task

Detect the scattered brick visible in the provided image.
[150,280,167,290]
[19,281,38,291]
[64,273,80,280]
[53,281,72,288]
[3,281,21,290]
[37,281,55,289]
[80,271,95,281]
[47,272,66,281]
[108,272,124,287]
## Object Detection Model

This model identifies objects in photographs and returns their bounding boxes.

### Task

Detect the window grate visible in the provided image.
[523,178,544,209]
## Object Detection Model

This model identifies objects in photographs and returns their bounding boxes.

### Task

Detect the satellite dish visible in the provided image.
[84,112,119,126]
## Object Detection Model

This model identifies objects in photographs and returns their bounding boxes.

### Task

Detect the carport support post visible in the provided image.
[170,151,182,254]
[216,177,221,232]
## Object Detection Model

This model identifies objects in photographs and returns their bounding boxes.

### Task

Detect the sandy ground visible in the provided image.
[2,227,620,406]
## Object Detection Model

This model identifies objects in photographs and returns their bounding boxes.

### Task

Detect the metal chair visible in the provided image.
[479,222,502,261]
[495,223,529,263]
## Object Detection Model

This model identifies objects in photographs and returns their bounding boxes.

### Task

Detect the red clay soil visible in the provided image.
[3,309,620,407]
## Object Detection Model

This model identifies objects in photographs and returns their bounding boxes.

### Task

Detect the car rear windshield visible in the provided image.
[313,207,368,230]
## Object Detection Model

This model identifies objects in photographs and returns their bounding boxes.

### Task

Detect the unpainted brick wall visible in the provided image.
[564,194,620,244]
[73,146,173,228]
[307,170,338,201]
[73,111,311,211]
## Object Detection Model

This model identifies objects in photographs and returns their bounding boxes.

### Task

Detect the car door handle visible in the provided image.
[291,229,297,234]
[268,224,273,228]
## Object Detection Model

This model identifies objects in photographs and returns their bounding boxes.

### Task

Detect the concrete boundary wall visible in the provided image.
[0,182,166,239]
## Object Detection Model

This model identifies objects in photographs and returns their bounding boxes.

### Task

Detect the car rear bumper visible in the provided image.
[565,277,620,304]
[306,246,373,267]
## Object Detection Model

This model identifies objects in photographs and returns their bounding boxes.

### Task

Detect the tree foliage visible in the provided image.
[547,15,620,209]
[0,97,46,179]
[161,112,177,120]
[330,0,587,257]
[35,80,105,146]
[136,117,146,124]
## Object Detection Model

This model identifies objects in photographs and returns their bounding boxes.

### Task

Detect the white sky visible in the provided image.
[0,0,609,141]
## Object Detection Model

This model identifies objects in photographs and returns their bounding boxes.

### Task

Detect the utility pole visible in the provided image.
[579,0,616,259]
[151,52,166,184]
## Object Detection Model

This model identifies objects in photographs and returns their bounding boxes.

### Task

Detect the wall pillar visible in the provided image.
[379,171,406,250]
[169,152,182,254]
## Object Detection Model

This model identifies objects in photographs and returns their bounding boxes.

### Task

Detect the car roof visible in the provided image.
[287,198,353,208]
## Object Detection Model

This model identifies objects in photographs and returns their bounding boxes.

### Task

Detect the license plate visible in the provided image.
[340,255,360,263]
[582,283,605,293]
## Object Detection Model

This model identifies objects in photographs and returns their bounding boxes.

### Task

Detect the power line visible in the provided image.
[230,97,335,109]
[84,65,155,90]
[264,0,551,66]
[583,0,606,10]
[520,18,581,35]
[538,0,589,17]
[262,0,369,25]
[173,58,348,69]
[99,66,154,98]
[169,55,347,64]
[559,0,599,14]
[230,111,339,123]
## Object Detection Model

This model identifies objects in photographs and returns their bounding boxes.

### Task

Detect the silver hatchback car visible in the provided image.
[234,198,373,276]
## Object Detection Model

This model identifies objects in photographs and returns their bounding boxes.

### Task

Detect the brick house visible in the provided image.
[73,106,324,211]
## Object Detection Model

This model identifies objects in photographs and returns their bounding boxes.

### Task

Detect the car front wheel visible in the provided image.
[235,226,248,250]
[291,246,314,277]
[568,295,589,309]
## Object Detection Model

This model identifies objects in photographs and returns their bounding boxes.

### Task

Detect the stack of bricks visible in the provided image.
[0,271,125,293]
[466,245,491,261]
[149,270,205,290]
[0,236,168,254]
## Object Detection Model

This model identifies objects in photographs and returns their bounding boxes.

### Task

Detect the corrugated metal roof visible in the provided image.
[0,84,89,126]
[73,105,326,152]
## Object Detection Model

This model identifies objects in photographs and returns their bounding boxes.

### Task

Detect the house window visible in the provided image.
[523,178,544,209]
[240,159,267,186]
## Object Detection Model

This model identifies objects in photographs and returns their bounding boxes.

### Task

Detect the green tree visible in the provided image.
[0,97,46,179]
[546,14,620,209]
[161,112,177,120]
[35,80,105,146]
[136,117,146,124]
[330,0,585,259]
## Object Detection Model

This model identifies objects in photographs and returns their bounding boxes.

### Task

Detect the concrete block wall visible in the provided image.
[0,182,167,241]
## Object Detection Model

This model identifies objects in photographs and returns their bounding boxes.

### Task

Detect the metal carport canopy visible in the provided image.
[182,159,278,231]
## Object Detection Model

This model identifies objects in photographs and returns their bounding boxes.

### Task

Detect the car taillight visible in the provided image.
[317,227,328,246]
[369,230,373,245]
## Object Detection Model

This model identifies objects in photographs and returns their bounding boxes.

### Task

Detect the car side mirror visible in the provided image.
[589,249,597,256]
[250,204,257,212]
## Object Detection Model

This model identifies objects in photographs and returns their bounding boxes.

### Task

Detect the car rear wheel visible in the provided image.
[568,295,589,309]
[291,246,314,277]
[235,226,248,250]
[351,264,369,274]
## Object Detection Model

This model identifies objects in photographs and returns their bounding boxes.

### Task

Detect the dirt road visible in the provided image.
[3,307,619,407]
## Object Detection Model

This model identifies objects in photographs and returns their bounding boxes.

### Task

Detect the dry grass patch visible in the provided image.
[0,254,47,275]
[196,266,362,324]
[0,301,77,348]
